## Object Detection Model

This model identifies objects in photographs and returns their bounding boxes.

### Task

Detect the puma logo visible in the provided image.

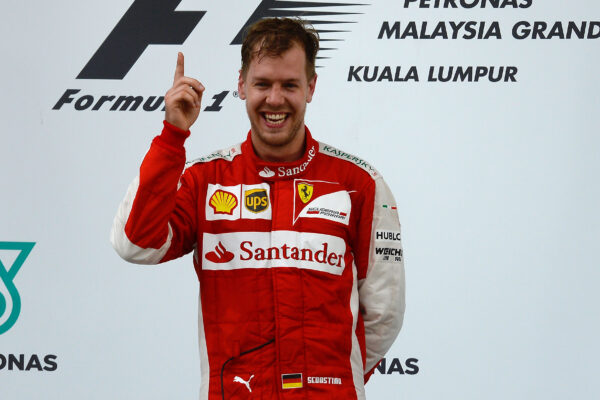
[233,375,254,392]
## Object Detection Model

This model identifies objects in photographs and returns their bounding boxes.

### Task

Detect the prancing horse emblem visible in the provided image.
[234,375,254,392]
[298,183,313,204]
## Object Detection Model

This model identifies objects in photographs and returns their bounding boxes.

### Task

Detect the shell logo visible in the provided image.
[209,190,238,215]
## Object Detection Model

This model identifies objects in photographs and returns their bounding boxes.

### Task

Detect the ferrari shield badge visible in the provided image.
[297,183,313,204]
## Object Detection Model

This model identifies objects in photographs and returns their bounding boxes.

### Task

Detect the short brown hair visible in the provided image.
[241,18,319,79]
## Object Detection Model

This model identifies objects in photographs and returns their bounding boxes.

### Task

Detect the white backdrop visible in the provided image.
[1,0,599,399]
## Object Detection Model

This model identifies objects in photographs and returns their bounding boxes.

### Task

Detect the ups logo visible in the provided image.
[245,189,269,213]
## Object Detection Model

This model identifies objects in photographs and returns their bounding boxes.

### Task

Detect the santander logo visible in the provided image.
[202,231,347,276]
[257,146,316,179]
[258,166,275,178]
[239,240,343,267]
[205,242,234,263]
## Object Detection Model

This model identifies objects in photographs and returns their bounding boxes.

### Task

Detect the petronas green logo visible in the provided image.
[0,242,35,334]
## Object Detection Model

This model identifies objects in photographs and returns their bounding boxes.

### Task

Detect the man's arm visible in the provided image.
[356,177,406,381]
[110,53,205,264]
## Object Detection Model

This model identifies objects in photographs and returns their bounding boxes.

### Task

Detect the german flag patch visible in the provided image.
[281,373,303,389]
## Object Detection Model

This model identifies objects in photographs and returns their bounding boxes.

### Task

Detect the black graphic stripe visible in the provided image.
[262,10,360,17]
[231,0,369,69]
[267,1,367,8]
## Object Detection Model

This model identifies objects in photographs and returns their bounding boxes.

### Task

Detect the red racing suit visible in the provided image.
[110,122,405,399]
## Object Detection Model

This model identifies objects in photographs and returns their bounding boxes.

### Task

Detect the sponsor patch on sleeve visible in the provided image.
[374,246,403,263]
[375,230,402,242]
[374,230,403,263]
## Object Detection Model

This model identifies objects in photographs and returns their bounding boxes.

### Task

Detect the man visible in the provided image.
[111,18,404,400]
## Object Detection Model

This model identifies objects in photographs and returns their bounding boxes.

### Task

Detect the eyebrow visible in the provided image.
[252,76,302,84]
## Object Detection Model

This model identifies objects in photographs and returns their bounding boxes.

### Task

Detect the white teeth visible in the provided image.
[264,113,286,123]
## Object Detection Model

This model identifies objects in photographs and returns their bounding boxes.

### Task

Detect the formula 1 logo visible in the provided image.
[77,0,367,80]
[0,242,35,335]
[78,0,206,79]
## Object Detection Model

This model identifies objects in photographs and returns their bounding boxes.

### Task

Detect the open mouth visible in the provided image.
[262,112,288,127]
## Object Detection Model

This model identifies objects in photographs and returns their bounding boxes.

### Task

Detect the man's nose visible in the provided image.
[266,85,285,107]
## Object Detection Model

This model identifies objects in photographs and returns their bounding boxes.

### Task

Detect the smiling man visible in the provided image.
[111,18,405,400]
[237,22,316,163]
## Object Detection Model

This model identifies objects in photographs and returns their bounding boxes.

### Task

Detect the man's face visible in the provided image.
[238,43,317,161]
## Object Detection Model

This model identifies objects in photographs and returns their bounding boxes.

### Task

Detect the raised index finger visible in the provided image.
[173,52,184,84]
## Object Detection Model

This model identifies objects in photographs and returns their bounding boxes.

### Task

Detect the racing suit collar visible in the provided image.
[244,127,319,181]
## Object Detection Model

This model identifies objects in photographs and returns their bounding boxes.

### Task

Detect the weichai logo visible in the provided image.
[53,0,368,112]
[0,242,35,335]
[245,189,269,213]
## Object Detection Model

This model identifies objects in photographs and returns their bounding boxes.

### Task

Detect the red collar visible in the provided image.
[242,127,319,181]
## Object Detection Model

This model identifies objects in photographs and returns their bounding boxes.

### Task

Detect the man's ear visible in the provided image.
[306,74,317,103]
[238,70,246,100]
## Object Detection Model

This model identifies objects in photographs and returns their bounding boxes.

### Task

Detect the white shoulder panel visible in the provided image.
[186,142,243,167]
[318,141,380,179]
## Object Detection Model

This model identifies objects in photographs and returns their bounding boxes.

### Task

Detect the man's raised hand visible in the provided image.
[164,52,205,131]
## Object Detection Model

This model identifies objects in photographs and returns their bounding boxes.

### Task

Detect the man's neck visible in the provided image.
[251,128,307,163]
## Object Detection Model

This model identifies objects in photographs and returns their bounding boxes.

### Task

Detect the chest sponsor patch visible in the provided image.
[202,231,347,276]
[209,190,238,215]
[204,242,234,263]
[256,145,317,180]
[297,183,313,203]
[293,180,351,225]
[244,189,269,213]
[205,184,271,221]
